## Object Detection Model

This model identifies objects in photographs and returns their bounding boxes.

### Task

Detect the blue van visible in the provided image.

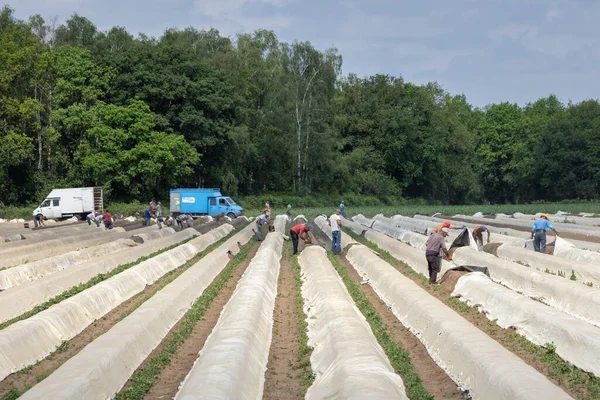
[169,188,244,218]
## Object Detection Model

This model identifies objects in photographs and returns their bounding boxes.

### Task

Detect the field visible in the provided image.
[0,209,598,400]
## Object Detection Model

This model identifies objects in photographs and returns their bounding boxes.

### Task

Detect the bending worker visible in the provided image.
[472,225,490,246]
[432,220,463,233]
[255,211,269,241]
[425,227,451,284]
[531,214,558,253]
[290,223,311,255]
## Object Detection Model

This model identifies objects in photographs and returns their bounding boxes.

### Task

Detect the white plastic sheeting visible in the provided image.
[273,214,288,233]
[385,214,433,235]
[299,246,408,400]
[293,214,307,222]
[0,239,139,290]
[342,217,367,236]
[0,229,198,324]
[364,230,453,281]
[496,243,600,289]
[553,236,600,264]
[175,232,284,400]
[368,220,428,249]
[352,214,376,228]
[314,216,357,249]
[452,247,600,328]
[0,228,131,269]
[345,245,572,400]
[453,272,600,376]
[0,225,233,380]
[20,224,254,400]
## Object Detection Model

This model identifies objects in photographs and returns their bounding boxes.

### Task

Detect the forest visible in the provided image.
[1,6,600,207]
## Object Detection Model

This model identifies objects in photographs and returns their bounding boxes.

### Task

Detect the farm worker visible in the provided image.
[531,214,558,253]
[155,202,162,217]
[329,209,343,254]
[102,209,113,230]
[472,225,490,246]
[255,211,269,241]
[87,210,100,227]
[263,201,271,218]
[286,204,292,216]
[425,227,452,284]
[432,220,462,234]
[33,213,46,228]
[339,201,346,218]
[94,214,103,226]
[290,223,311,255]
[144,206,152,226]
[176,214,192,229]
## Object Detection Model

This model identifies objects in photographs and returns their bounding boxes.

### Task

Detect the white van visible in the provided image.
[33,187,103,220]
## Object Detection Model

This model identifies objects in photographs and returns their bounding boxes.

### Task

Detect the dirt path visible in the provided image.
[262,240,308,400]
[137,239,262,400]
[338,253,463,399]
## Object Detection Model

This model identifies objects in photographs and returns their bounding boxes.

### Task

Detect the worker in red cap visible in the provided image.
[531,214,558,253]
[425,227,452,284]
[431,220,462,234]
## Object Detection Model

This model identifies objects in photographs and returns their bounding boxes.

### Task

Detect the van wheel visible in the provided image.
[227,212,235,219]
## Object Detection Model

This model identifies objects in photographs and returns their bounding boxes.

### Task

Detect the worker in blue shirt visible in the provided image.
[531,214,559,253]
[339,201,346,218]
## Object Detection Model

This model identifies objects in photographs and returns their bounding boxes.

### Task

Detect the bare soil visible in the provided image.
[439,270,469,292]
[262,242,306,400]
[136,239,262,400]
[338,253,463,399]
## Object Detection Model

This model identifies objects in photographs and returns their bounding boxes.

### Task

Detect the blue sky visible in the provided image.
[5,0,600,107]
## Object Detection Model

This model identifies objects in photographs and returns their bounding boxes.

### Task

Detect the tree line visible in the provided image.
[1,6,599,206]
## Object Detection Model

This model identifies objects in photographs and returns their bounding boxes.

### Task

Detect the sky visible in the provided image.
[4,0,600,107]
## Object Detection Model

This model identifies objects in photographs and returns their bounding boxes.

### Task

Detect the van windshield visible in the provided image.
[41,199,51,207]
[225,197,237,206]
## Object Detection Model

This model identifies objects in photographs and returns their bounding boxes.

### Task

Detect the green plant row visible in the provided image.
[345,229,600,400]
[326,253,434,400]
[0,236,195,331]
[115,237,256,400]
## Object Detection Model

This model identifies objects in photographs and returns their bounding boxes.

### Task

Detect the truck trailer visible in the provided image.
[33,187,103,220]
[169,188,244,218]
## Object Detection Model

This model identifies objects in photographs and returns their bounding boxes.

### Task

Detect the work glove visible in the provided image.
[487,239,490,244]
[447,255,453,261]
[461,225,466,229]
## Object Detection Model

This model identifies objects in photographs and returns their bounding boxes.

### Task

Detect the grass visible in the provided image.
[327,253,434,400]
[290,252,315,387]
[343,228,600,400]
[0,237,195,331]
[115,236,256,400]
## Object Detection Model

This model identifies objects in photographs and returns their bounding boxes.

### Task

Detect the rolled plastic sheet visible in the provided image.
[20,224,254,400]
[293,214,307,222]
[364,230,453,281]
[0,225,233,380]
[452,247,600,328]
[273,214,288,234]
[553,236,600,264]
[0,239,139,290]
[175,232,284,400]
[314,216,357,249]
[352,214,376,228]
[299,246,408,399]
[0,229,198,324]
[496,243,600,289]
[345,244,572,400]
[453,272,600,376]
